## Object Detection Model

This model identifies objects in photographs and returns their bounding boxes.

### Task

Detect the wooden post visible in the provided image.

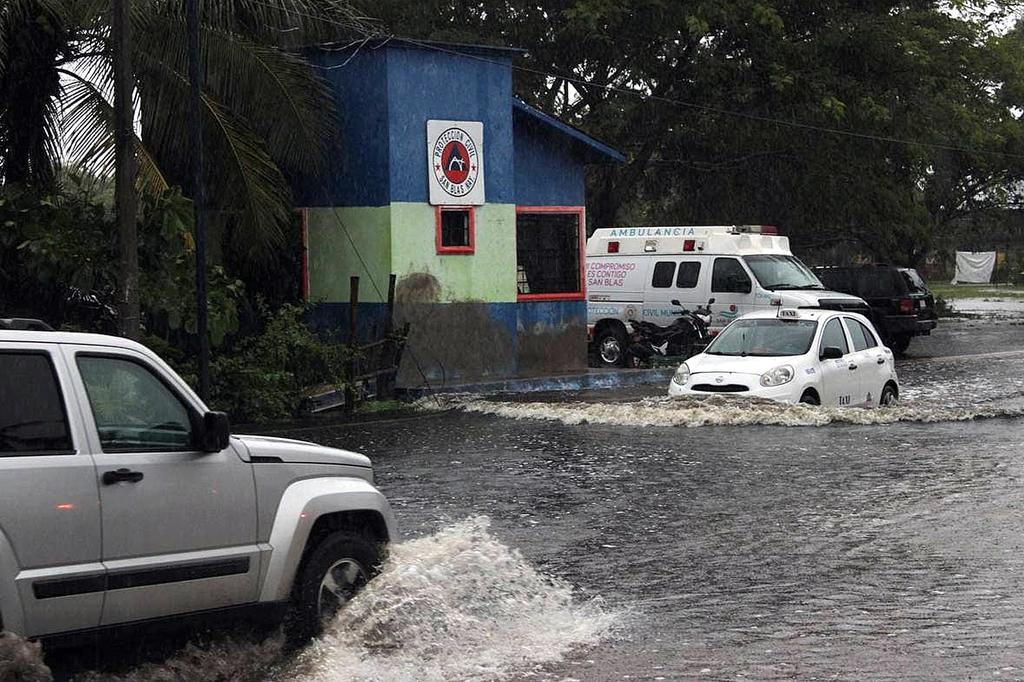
[346,276,359,411]
[385,273,397,336]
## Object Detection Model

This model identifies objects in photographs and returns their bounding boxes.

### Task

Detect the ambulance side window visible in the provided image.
[676,261,701,288]
[712,258,751,294]
[651,262,676,288]
[820,318,849,356]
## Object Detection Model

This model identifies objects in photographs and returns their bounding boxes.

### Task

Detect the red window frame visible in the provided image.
[435,205,476,255]
[515,206,586,302]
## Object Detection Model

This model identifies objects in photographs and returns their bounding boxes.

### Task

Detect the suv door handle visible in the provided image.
[876,357,885,364]
[848,363,858,370]
[102,468,144,485]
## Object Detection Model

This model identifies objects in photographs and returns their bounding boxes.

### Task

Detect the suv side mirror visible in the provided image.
[200,411,231,452]
[820,346,844,360]
[671,299,681,306]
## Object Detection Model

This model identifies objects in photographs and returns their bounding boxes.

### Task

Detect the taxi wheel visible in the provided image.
[798,390,820,406]
[880,384,898,407]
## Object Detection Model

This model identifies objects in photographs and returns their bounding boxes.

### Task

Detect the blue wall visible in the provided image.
[513,113,588,207]
[295,49,391,207]
[385,45,515,204]
[296,43,601,211]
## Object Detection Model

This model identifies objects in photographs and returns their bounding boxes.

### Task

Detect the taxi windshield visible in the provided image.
[706,318,818,357]
[744,255,824,290]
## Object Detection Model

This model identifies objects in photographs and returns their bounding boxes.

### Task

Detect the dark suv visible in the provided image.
[812,265,937,353]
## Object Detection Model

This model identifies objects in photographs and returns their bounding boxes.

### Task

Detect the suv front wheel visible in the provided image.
[285,530,382,646]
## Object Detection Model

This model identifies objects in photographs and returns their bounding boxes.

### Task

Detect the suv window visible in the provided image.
[676,261,701,288]
[855,268,909,298]
[843,318,875,351]
[712,258,751,294]
[820,318,849,356]
[0,352,73,455]
[77,356,193,452]
[652,261,676,288]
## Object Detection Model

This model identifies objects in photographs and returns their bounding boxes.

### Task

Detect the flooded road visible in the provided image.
[42,318,1024,680]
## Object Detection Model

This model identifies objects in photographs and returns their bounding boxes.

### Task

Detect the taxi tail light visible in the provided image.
[898,297,913,314]
[607,241,620,253]
[683,239,695,252]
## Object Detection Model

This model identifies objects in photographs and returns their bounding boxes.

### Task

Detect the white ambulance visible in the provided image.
[585,225,868,366]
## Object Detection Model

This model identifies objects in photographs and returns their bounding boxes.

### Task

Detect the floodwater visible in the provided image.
[37,318,1024,681]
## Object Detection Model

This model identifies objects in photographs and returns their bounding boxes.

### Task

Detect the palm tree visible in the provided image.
[1,0,376,310]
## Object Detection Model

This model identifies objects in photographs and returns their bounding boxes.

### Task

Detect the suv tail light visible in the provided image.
[899,297,913,314]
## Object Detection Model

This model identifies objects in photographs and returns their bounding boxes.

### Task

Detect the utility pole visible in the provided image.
[187,0,210,399]
[112,0,139,339]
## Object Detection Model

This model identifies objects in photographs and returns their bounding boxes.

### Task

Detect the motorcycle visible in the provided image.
[624,298,715,368]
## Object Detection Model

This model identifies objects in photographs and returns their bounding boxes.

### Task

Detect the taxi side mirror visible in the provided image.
[820,346,844,360]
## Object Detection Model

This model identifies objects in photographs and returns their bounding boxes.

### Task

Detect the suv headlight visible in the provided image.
[672,363,690,386]
[760,365,795,387]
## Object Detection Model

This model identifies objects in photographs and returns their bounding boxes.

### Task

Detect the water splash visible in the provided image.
[281,516,616,682]
[419,394,1024,428]
[37,518,614,682]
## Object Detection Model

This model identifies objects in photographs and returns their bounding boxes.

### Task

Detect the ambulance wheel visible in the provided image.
[595,327,628,367]
[889,333,911,354]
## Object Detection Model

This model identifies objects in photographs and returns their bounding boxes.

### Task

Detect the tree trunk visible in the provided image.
[113,0,139,339]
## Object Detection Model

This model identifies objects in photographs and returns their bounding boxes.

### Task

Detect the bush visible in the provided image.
[205,304,351,424]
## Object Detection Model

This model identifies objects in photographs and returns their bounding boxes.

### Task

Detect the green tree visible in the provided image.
[0,0,374,331]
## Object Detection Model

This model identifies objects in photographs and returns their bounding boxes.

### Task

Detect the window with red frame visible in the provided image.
[435,206,475,254]
[515,209,583,298]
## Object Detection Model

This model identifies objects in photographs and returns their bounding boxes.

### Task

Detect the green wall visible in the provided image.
[389,202,518,303]
[305,202,518,304]
[305,207,391,303]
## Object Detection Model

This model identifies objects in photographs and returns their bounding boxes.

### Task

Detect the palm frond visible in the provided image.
[132,57,292,255]
[134,17,335,175]
[57,67,168,196]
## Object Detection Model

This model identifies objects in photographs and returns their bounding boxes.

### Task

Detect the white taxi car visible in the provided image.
[668,308,899,407]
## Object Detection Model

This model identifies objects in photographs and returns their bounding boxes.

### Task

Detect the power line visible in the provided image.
[241,0,1024,161]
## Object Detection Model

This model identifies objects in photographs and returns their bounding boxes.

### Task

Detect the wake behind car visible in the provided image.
[668,308,899,407]
[0,323,396,645]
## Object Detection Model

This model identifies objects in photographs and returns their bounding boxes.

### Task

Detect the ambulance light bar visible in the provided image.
[727,225,780,235]
[607,241,620,253]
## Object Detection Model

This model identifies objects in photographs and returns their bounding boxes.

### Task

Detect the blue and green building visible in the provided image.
[295,40,623,387]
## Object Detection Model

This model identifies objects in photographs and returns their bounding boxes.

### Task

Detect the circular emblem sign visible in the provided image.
[432,127,480,198]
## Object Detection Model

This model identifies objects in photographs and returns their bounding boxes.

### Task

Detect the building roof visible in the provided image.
[385,37,529,58]
[513,98,626,164]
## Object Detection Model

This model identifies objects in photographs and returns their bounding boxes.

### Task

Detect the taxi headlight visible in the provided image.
[671,363,690,386]
[760,365,795,387]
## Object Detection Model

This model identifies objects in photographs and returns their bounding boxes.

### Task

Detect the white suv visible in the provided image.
[0,323,396,644]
